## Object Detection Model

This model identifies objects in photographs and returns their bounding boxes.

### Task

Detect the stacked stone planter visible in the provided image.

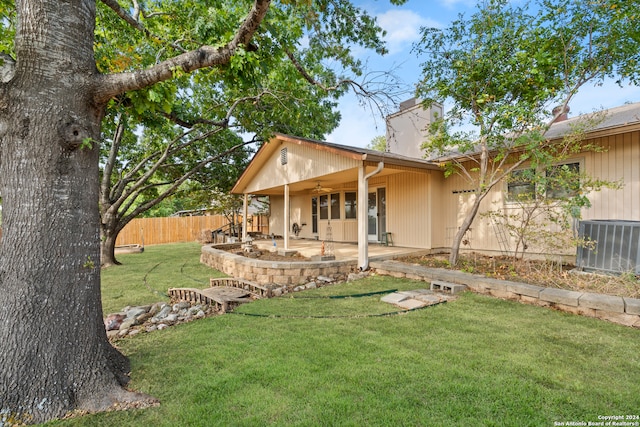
[200,244,357,286]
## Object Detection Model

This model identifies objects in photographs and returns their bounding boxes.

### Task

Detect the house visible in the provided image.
[231,100,640,269]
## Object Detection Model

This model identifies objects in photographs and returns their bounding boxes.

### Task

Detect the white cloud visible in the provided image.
[376,10,440,55]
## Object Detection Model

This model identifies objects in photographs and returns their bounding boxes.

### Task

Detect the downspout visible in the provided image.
[358,161,384,271]
[242,193,248,242]
[284,183,290,250]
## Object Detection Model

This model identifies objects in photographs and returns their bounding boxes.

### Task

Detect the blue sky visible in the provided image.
[326,0,640,148]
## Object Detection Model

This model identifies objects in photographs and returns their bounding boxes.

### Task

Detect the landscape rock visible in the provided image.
[119,318,136,330]
[125,306,148,319]
[156,305,172,319]
[105,298,216,339]
[149,303,164,316]
[104,313,124,331]
[173,301,191,311]
[136,312,153,324]
[348,272,368,282]
[163,313,179,324]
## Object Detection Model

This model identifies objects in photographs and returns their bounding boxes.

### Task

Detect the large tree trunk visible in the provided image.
[0,1,153,423]
[101,227,122,267]
[100,208,123,267]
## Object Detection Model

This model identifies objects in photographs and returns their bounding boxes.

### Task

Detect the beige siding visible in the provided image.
[428,171,447,248]
[244,140,360,193]
[436,130,640,256]
[269,196,284,236]
[583,132,640,220]
[386,172,432,248]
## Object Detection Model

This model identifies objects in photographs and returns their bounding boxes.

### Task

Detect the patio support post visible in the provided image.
[358,164,368,270]
[284,183,290,250]
[242,193,248,242]
[358,161,384,270]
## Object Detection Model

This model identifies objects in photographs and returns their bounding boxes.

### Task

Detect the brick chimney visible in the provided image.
[552,105,570,123]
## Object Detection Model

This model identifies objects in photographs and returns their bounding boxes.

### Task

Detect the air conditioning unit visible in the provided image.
[576,220,640,275]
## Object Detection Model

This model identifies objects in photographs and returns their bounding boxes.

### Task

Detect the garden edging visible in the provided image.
[370,259,640,328]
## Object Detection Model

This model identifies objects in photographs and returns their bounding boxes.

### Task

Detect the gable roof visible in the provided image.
[432,101,640,162]
[231,133,441,195]
[545,101,640,140]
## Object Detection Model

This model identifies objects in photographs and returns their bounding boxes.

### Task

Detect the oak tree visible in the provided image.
[0,0,406,423]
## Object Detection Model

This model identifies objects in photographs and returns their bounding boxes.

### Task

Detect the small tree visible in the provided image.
[481,112,621,260]
[367,135,387,151]
[209,188,246,239]
[485,157,622,261]
[414,0,640,266]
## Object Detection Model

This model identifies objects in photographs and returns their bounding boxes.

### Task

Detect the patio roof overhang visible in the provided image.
[231,133,441,197]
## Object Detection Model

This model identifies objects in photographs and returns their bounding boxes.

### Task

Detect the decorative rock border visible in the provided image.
[371,259,640,328]
[104,301,215,339]
[200,244,358,286]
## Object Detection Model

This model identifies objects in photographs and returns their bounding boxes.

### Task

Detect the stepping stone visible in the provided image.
[414,294,446,305]
[398,289,433,298]
[380,292,409,304]
[396,298,428,310]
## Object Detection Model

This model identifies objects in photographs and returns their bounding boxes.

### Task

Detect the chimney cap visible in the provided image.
[399,98,420,111]
[552,105,570,122]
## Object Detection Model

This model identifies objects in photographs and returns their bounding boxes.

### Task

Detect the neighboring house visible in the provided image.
[231,101,640,269]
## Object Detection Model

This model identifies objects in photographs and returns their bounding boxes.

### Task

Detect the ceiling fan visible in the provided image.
[312,181,333,193]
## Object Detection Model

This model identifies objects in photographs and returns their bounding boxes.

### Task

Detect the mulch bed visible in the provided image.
[395,253,640,299]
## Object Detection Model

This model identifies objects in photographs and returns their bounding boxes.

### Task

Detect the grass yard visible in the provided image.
[47,243,640,426]
[100,243,227,315]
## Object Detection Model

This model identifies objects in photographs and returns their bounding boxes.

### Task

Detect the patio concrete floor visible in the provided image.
[251,238,427,261]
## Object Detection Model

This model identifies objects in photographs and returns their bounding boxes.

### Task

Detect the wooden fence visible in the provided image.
[115,215,269,246]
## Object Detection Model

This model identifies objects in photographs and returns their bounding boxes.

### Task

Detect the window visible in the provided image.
[507,161,581,201]
[507,169,536,201]
[330,193,340,219]
[319,195,328,220]
[344,192,357,219]
[311,197,318,233]
[546,162,580,199]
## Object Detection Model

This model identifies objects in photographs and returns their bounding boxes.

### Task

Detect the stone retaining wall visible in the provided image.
[371,260,640,328]
[200,244,357,286]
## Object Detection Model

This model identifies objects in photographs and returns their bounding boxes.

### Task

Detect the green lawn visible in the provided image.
[48,243,640,426]
[100,243,227,315]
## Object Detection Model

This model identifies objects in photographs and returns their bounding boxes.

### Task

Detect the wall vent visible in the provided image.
[280,148,288,165]
[576,220,640,274]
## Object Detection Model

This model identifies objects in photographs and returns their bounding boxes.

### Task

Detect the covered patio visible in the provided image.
[250,238,428,261]
[232,133,442,271]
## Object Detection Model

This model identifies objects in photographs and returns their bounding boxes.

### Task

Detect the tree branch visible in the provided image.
[94,0,271,104]
[118,140,254,225]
